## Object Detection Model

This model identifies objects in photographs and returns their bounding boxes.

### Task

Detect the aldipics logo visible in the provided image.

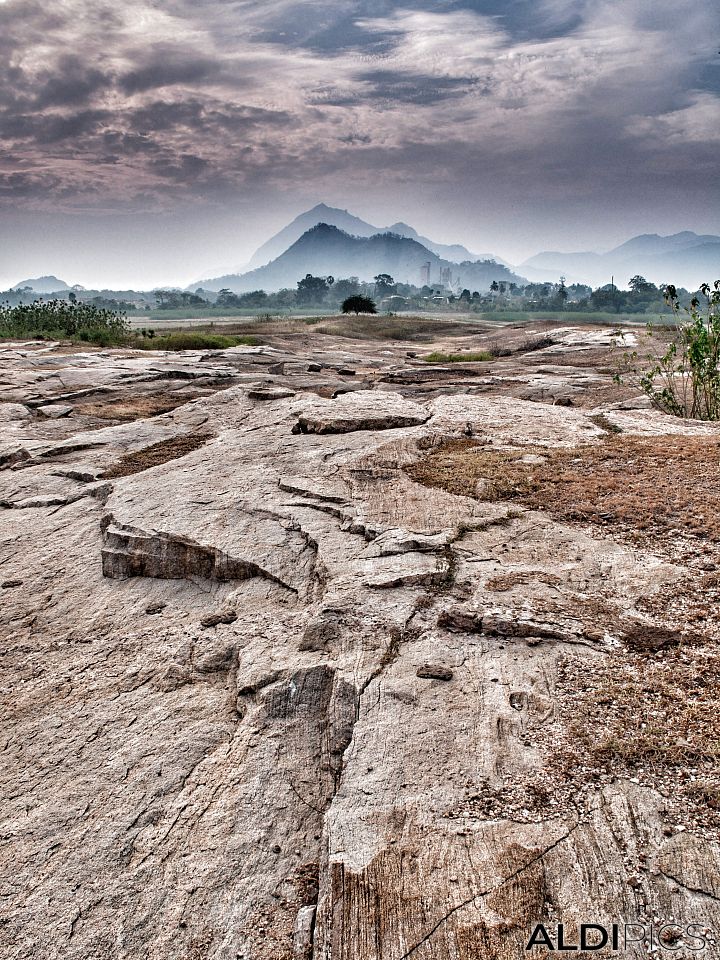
[525,922,715,953]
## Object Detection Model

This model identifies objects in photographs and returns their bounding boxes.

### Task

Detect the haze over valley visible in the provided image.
[7,203,720,299]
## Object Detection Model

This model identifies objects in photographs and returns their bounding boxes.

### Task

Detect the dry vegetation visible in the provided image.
[100,433,213,479]
[422,350,494,363]
[73,391,204,422]
[410,429,720,832]
[406,433,720,555]
[484,569,562,592]
[310,314,486,341]
[545,644,720,834]
[147,314,488,343]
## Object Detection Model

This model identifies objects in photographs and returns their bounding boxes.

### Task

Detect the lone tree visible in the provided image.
[342,295,377,315]
[373,274,396,297]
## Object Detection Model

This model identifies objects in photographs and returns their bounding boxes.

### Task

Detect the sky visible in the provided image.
[0,0,718,289]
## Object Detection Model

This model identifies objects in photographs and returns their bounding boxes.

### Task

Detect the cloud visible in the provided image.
[0,0,717,228]
[630,92,720,145]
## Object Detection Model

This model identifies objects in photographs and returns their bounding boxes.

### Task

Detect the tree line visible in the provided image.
[1,273,694,315]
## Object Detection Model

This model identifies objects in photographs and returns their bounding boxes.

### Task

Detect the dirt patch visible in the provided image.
[100,433,213,479]
[485,570,562,592]
[545,642,720,835]
[74,391,203,422]
[312,315,487,341]
[406,434,720,555]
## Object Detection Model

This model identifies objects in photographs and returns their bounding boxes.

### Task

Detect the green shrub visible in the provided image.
[616,281,720,420]
[0,299,129,345]
[133,332,260,351]
[422,350,494,363]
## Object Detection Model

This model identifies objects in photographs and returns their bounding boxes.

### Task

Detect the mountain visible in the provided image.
[247,203,494,269]
[610,231,720,259]
[247,204,380,267]
[10,275,72,293]
[200,224,524,293]
[383,221,497,264]
[520,231,720,289]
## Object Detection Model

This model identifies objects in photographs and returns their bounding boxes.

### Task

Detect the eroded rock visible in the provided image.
[2,327,719,960]
[416,663,454,681]
[200,609,238,628]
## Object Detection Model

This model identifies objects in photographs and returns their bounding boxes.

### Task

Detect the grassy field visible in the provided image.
[130,307,329,323]
[132,332,260,350]
[464,309,674,325]
[130,314,497,343]
[130,308,676,328]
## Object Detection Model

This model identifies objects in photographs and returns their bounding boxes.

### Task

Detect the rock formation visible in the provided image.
[1,325,718,959]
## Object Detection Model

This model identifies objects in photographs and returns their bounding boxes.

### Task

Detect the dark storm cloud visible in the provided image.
[0,0,717,253]
[310,71,484,107]
[149,153,210,181]
[0,171,63,199]
[118,48,223,95]
[1,108,111,144]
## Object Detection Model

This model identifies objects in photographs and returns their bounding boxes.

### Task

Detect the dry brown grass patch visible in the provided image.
[485,570,562,592]
[559,646,720,768]
[74,391,202,422]
[100,433,213,479]
[406,434,720,548]
[544,644,720,833]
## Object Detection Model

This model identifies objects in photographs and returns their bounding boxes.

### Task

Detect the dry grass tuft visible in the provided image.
[74,391,203,422]
[538,644,720,834]
[485,570,562,592]
[100,433,213,479]
[557,646,720,770]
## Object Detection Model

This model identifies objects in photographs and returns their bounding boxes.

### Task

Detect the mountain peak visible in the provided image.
[11,275,71,293]
[199,222,525,293]
[308,202,341,214]
[387,221,418,238]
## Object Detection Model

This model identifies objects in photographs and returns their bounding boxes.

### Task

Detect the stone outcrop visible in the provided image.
[1,327,719,960]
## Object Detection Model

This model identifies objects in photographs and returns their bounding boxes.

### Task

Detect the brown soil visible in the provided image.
[406,433,720,552]
[100,433,213,479]
[74,391,203,422]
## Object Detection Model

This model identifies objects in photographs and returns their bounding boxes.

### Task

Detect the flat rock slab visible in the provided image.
[2,328,720,960]
[247,386,296,401]
[429,394,606,446]
[291,390,429,434]
[0,402,32,421]
[360,552,449,588]
[37,404,74,418]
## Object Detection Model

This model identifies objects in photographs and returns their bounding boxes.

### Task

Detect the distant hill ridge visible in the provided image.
[246,202,504,269]
[11,275,74,293]
[520,231,720,288]
[198,223,524,293]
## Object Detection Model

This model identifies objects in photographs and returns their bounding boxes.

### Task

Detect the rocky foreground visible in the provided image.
[1,322,719,959]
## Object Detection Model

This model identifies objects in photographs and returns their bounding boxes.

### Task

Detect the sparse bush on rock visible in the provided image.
[616,280,720,420]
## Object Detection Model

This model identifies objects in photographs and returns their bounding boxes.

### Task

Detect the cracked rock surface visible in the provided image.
[1,327,719,959]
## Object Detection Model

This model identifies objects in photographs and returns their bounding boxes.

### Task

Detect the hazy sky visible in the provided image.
[1,0,718,288]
